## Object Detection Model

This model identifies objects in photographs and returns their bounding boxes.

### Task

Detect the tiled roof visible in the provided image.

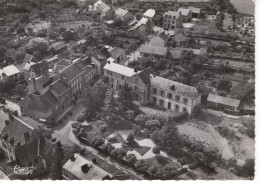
[163,11,181,19]
[134,67,156,85]
[50,79,70,96]
[167,49,182,59]
[30,61,48,78]
[98,47,111,58]
[158,33,169,41]
[188,6,201,14]
[20,90,58,113]
[49,41,67,51]
[60,63,84,82]
[150,75,199,98]
[104,62,137,77]
[23,54,36,64]
[53,60,70,73]
[178,8,191,16]
[140,45,168,56]
[115,8,129,17]
[109,47,125,59]
[0,116,40,146]
[207,94,240,108]
[143,9,156,18]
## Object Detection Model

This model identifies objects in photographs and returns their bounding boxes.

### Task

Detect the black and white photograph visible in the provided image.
[0,0,256,181]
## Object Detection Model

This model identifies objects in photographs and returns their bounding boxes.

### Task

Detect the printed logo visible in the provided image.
[14,165,36,175]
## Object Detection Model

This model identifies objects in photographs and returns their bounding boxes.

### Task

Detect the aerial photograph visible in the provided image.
[0,0,255,181]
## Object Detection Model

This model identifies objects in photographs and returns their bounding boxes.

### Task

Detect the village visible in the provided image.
[0,0,255,181]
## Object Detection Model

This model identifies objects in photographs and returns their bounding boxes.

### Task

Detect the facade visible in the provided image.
[163,11,183,30]
[94,0,114,20]
[140,45,168,61]
[173,31,187,46]
[188,6,201,18]
[178,8,192,22]
[103,63,201,114]
[150,33,168,47]
[108,47,127,63]
[115,8,134,24]
[207,94,241,113]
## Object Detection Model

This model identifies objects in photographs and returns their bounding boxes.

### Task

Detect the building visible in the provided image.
[94,0,115,20]
[153,15,163,27]
[143,9,156,21]
[207,94,241,113]
[0,111,55,166]
[140,45,168,61]
[0,65,24,83]
[108,47,127,64]
[150,33,169,47]
[91,46,111,75]
[104,63,201,114]
[178,8,192,22]
[188,6,201,18]
[48,41,67,54]
[163,11,183,30]
[114,8,134,24]
[63,153,129,180]
[173,30,187,46]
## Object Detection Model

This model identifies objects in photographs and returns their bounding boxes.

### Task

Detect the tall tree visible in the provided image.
[50,141,64,180]
[244,159,255,180]
[117,84,134,111]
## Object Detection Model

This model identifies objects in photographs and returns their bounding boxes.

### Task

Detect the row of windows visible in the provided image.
[106,70,125,80]
[152,88,188,104]
[152,97,187,112]
[164,19,175,24]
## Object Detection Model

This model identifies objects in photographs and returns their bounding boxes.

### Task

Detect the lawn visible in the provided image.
[145,156,180,169]
[107,120,134,131]
[196,110,221,126]
[135,146,151,156]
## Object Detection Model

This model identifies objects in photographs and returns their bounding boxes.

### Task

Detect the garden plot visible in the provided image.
[178,122,235,160]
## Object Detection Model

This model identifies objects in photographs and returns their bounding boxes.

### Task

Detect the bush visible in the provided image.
[77,114,86,123]
[91,137,105,148]
[145,120,161,131]
[111,148,127,160]
[101,143,115,154]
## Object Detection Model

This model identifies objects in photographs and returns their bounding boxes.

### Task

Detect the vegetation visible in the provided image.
[50,142,64,180]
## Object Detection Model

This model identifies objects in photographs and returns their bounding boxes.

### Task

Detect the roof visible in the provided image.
[63,153,113,180]
[50,41,67,51]
[23,54,36,64]
[132,67,157,85]
[20,90,58,113]
[158,33,169,41]
[128,17,148,31]
[115,8,129,17]
[143,9,156,18]
[53,60,70,72]
[23,61,36,71]
[60,63,84,82]
[30,61,49,78]
[163,11,181,19]
[0,116,40,146]
[167,49,182,59]
[104,62,137,77]
[150,75,199,98]
[140,45,168,56]
[50,79,70,96]
[2,65,20,76]
[94,0,108,11]
[178,8,191,16]
[207,94,240,108]
[109,47,125,59]
[188,6,201,14]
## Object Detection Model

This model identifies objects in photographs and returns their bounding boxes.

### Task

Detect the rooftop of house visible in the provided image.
[94,0,109,11]
[59,63,84,82]
[109,47,125,60]
[30,61,49,78]
[20,90,58,113]
[63,153,113,180]
[178,8,191,16]
[50,79,70,96]
[2,65,20,76]
[53,59,71,73]
[187,6,201,14]
[150,74,199,98]
[207,94,241,108]
[49,41,67,51]
[163,11,181,19]
[131,67,157,85]
[143,9,156,18]
[140,45,168,56]
[128,17,148,31]
[104,62,138,77]
[23,61,36,71]
[23,54,37,64]
[0,115,41,147]
[115,8,129,16]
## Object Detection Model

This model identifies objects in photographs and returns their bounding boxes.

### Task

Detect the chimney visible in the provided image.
[134,68,138,73]
[107,61,111,64]
[92,158,97,164]
[81,164,91,173]
[70,155,76,162]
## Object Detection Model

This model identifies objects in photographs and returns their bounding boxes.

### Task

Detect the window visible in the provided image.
[168,102,171,109]
[159,99,164,106]
[153,88,157,94]
[175,95,180,101]
[107,70,109,75]
[183,98,188,104]
[170,85,175,91]
[110,78,113,82]
[153,97,157,104]
[122,75,124,80]
[172,20,175,24]
[160,90,165,97]
[135,86,137,90]
[182,107,187,112]
[175,104,179,112]
[110,72,113,76]
[168,93,172,99]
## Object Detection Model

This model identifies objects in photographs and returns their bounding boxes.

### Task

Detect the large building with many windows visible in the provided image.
[163,11,184,30]
[103,62,201,114]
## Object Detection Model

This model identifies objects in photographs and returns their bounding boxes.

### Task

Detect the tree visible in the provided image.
[0,46,7,58]
[145,120,161,131]
[217,79,232,93]
[91,137,105,148]
[136,13,143,21]
[244,159,254,180]
[152,146,160,156]
[62,30,78,42]
[110,148,127,160]
[50,141,64,180]
[127,133,135,145]
[101,143,115,154]
[24,37,48,60]
[178,158,186,169]
[134,114,148,127]
[125,154,137,164]
[76,113,86,123]
[113,18,123,27]
[117,84,134,111]
[83,80,108,119]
